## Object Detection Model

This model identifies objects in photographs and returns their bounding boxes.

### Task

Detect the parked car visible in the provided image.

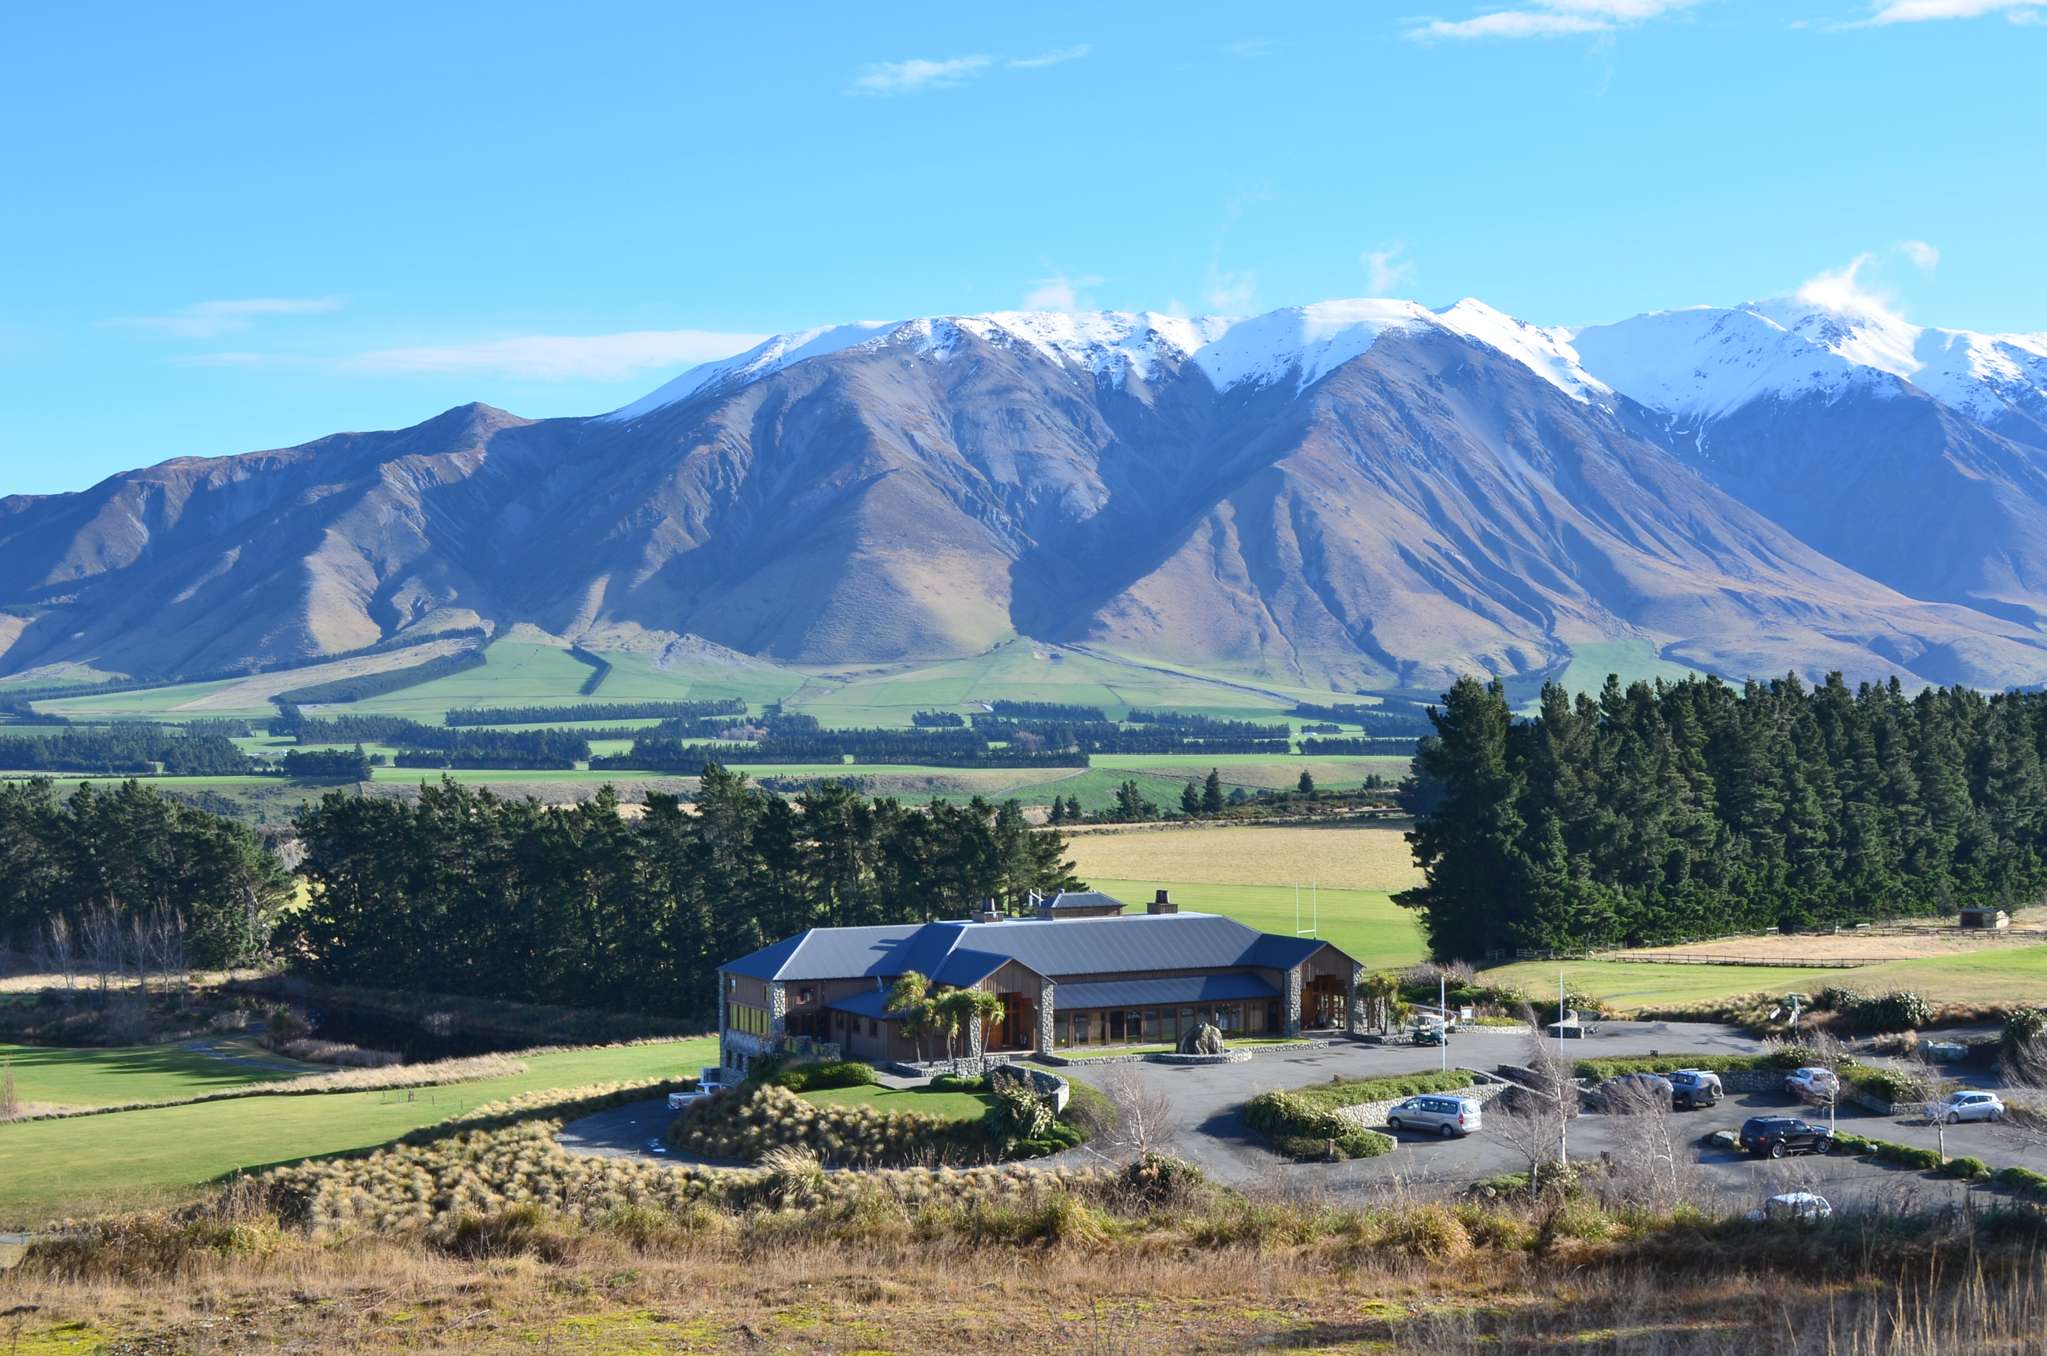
[1669,1069,1723,1110]
[1739,1115,1835,1158]
[1937,1090,2006,1123]
[1602,1072,1674,1111]
[1385,1094,1484,1137]
[1412,1025,1449,1047]
[666,1067,728,1112]
[1784,1067,1841,1103]
[1752,1191,1833,1222]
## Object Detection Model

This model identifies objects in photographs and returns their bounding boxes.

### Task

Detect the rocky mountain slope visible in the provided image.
[5,292,2047,691]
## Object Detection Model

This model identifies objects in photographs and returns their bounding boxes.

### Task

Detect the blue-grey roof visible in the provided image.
[1053,972,1280,1011]
[825,988,902,1020]
[722,910,1350,985]
[1044,890,1126,912]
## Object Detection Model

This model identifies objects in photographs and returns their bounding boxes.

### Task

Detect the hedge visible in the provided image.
[768,1060,879,1093]
[1284,1070,1482,1115]
[1995,1166,2047,1200]
[1574,1052,1803,1080]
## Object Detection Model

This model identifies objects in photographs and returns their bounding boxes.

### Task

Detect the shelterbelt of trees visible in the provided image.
[287,766,1080,1019]
[1399,673,2047,960]
[0,779,291,965]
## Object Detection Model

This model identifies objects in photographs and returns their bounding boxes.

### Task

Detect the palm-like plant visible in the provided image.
[886,971,934,1062]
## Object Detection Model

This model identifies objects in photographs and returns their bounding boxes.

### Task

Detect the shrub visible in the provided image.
[2001,1007,2047,1058]
[1995,1166,2047,1200]
[1942,1155,1992,1182]
[1815,985,1864,1013]
[1245,1090,1396,1160]
[770,1060,879,1093]
[929,1072,992,1093]
[1840,991,1932,1034]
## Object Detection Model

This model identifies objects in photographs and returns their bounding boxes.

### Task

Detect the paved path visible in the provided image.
[176,1037,313,1077]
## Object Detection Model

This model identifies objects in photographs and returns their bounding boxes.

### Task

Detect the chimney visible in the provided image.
[1035,895,1058,921]
[976,897,1003,924]
[1148,889,1177,916]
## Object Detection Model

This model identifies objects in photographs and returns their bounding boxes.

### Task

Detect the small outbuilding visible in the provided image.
[1958,907,2010,931]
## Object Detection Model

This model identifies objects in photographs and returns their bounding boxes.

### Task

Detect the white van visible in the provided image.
[1385,1094,1484,1137]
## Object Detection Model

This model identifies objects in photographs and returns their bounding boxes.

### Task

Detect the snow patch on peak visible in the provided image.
[605,321,898,421]
[1433,298,1608,403]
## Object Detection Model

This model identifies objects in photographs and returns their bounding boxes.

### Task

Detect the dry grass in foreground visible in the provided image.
[1061,821,1423,893]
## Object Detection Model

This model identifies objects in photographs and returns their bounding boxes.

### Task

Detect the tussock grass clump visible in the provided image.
[668,1083,994,1167]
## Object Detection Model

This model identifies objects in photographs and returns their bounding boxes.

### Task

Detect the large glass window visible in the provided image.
[1108,1010,1124,1042]
[729,1003,770,1036]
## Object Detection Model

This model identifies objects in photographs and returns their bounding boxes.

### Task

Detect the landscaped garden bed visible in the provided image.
[1244,1070,1486,1161]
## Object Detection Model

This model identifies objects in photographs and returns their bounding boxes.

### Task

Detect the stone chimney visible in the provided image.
[1147,889,1177,915]
[976,897,1003,924]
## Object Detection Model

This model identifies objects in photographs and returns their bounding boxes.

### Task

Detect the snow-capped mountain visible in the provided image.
[609,297,1606,419]
[8,289,2047,692]
[1571,298,2047,439]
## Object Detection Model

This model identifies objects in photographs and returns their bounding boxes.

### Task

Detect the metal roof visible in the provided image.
[1044,890,1127,912]
[1052,972,1280,1011]
[721,910,1351,985]
[825,988,903,1020]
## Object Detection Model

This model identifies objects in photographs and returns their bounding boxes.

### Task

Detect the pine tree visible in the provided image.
[1297,769,1316,796]
[1179,782,1202,816]
[1202,768,1225,815]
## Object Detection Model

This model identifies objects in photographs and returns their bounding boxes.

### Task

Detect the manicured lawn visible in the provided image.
[1081,878,1429,971]
[798,1084,996,1121]
[0,1040,313,1109]
[0,1036,717,1226]
[1483,944,2047,1013]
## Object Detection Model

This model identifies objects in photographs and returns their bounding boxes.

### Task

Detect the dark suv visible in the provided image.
[1739,1116,1833,1159]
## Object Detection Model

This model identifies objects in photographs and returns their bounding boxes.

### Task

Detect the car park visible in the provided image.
[1784,1067,1840,1102]
[1739,1115,1834,1158]
[1669,1069,1723,1109]
[1937,1090,2006,1123]
[1385,1094,1484,1138]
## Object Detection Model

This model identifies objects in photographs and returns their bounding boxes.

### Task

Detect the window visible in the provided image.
[797,986,816,1005]
[1072,1012,1091,1045]
[728,1003,770,1037]
[1108,1010,1124,1042]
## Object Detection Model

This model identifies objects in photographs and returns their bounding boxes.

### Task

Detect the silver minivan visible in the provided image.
[1385,1094,1484,1137]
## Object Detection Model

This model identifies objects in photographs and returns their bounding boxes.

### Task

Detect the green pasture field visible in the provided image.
[0,1036,718,1226]
[0,1040,317,1108]
[1483,944,2047,1013]
[797,1084,996,1121]
[1081,878,1429,971]
[1550,639,1702,699]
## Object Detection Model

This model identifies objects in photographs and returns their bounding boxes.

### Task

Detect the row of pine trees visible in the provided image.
[287,766,1080,1019]
[1397,673,2047,960]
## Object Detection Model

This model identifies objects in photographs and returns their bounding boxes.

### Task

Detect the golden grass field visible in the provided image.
[1060,821,1423,894]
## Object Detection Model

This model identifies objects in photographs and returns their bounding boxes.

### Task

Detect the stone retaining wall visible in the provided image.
[1037,1038,1334,1069]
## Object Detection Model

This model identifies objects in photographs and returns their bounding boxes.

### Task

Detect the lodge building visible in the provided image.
[716,889,1366,1075]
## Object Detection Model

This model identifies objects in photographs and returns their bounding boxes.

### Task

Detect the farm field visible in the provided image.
[1082,879,1427,971]
[1484,943,2047,1013]
[0,1036,717,1226]
[33,638,480,720]
[1061,822,1422,894]
[0,1039,313,1110]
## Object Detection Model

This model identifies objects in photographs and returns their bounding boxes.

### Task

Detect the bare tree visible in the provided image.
[79,904,124,996]
[1598,1079,1695,1211]
[1891,1055,1961,1163]
[32,917,78,994]
[1089,1064,1178,1162]
[1495,1004,1576,1191]
[0,1056,17,1120]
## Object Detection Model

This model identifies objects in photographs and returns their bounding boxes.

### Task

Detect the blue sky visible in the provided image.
[3,0,2042,495]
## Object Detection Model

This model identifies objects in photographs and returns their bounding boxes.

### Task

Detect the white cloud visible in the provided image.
[1008,44,1090,69]
[1795,253,1896,316]
[1899,239,1941,270]
[1363,244,1418,296]
[1869,0,2041,21]
[1203,260,1257,314]
[117,296,344,338]
[1022,271,1105,312]
[1409,0,1700,40]
[341,330,769,381]
[848,55,992,96]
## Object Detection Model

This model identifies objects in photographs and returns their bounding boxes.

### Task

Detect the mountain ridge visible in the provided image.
[6,291,2047,692]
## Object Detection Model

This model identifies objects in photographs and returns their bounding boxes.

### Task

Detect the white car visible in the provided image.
[1784,1067,1841,1102]
[1385,1095,1484,1138]
[1937,1090,2006,1124]
[1753,1191,1833,1222]
[666,1068,728,1111]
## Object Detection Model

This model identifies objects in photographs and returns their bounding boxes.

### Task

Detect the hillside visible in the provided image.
[6,295,2047,691]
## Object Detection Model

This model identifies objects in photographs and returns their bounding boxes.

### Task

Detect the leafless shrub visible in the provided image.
[1088,1065,1177,1162]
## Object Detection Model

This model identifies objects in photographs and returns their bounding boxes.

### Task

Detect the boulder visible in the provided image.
[1179,1023,1225,1056]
